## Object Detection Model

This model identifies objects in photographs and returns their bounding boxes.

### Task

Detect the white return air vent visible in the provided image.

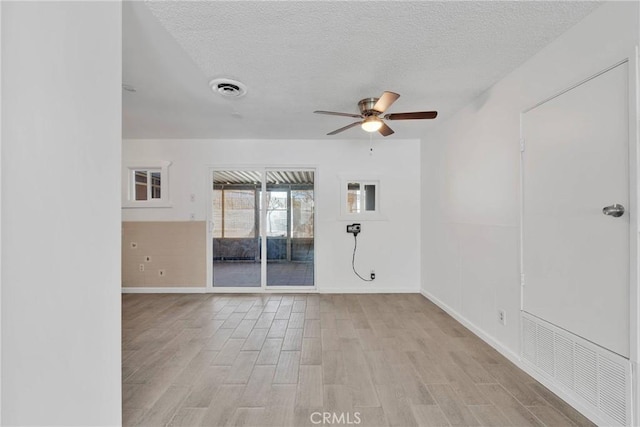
[522,312,631,426]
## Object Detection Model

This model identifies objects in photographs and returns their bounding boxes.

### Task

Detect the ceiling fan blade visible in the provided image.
[327,121,362,135]
[314,110,362,119]
[384,111,438,120]
[372,91,400,113]
[378,122,394,137]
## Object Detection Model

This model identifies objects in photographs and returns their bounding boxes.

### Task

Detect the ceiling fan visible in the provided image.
[314,91,437,137]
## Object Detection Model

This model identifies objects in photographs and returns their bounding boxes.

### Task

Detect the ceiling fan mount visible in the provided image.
[314,91,438,137]
[358,97,382,116]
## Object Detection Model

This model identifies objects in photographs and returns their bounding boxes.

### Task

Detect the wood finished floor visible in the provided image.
[122,294,595,427]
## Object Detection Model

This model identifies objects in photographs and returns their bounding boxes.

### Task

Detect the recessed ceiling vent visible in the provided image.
[209,78,247,98]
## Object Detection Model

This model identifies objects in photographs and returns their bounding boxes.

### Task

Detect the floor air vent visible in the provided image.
[521,312,630,426]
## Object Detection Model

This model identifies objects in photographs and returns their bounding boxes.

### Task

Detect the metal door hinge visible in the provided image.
[520,273,525,287]
[520,138,526,152]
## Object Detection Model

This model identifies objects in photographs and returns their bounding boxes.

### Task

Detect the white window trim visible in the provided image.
[339,175,386,220]
[122,160,172,208]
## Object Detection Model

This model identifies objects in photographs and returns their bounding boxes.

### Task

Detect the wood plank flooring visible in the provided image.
[122,293,595,427]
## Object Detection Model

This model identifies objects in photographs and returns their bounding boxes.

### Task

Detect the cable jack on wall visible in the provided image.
[346,223,375,282]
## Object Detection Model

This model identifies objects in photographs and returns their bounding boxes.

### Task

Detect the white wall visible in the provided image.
[1,2,122,425]
[420,0,638,375]
[0,2,4,421]
[123,138,421,292]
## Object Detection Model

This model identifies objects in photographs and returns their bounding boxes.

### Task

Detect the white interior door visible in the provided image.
[522,62,630,357]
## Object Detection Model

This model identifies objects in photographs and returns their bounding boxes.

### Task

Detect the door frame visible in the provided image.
[206,165,318,293]
[519,48,639,424]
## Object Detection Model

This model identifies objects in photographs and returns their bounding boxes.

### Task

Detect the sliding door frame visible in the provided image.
[206,165,318,293]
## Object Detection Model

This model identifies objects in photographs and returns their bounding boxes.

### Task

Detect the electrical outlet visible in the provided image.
[158,269,165,277]
[370,270,375,280]
[346,223,361,236]
[138,264,144,272]
[498,309,506,325]
[145,256,152,262]
[131,242,138,249]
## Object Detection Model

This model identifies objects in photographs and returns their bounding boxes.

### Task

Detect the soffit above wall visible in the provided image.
[213,170,314,185]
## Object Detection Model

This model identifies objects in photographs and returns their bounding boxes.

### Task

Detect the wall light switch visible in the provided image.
[158,269,165,277]
[190,194,196,202]
[131,242,138,249]
[145,256,151,262]
[190,213,195,221]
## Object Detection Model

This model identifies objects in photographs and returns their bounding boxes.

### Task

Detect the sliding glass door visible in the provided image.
[212,170,261,287]
[265,171,314,287]
[211,168,314,289]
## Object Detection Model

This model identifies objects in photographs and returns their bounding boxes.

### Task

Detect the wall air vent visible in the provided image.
[209,78,247,98]
[521,312,630,426]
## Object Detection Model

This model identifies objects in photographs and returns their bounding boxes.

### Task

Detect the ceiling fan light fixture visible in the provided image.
[361,116,383,133]
[314,91,438,137]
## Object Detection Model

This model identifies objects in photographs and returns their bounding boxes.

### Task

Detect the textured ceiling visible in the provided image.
[122,1,601,140]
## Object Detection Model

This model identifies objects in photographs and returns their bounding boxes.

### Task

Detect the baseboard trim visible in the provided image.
[419,288,606,426]
[419,289,520,364]
[122,287,206,294]
[210,288,318,294]
[122,286,418,294]
[320,287,418,294]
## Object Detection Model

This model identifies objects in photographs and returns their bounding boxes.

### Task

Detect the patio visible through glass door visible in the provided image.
[264,170,314,287]
[212,170,261,287]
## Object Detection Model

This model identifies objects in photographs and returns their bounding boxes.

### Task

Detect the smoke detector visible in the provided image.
[209,78,247,98]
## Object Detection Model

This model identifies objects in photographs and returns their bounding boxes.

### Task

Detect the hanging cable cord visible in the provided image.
[352,234,374,282]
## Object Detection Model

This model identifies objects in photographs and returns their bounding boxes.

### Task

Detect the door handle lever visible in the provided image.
[602,203,625,217]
